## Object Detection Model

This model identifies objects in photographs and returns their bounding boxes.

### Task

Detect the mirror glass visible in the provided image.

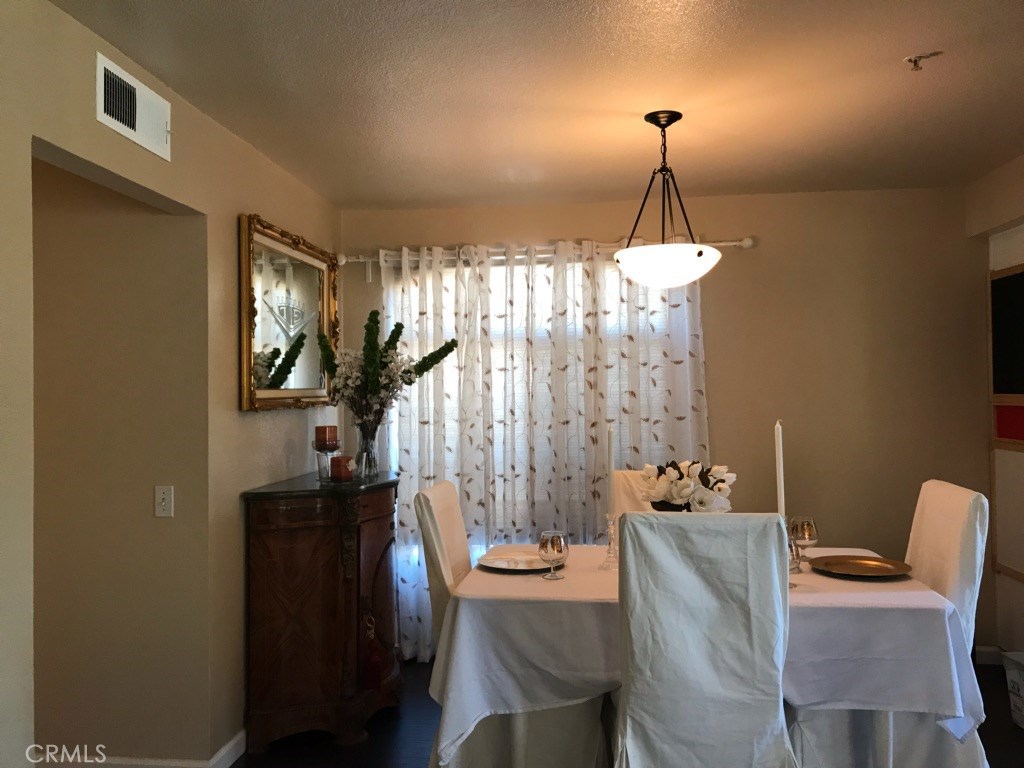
[240,214,338,411]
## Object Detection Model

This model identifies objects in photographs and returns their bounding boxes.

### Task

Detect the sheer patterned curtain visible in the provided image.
[382,241,710,660]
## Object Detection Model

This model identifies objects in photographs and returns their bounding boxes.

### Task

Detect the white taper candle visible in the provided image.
[607,426,614,513]
[775,420,785,518]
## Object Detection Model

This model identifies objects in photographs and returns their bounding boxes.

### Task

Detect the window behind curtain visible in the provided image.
[381,242,709,659]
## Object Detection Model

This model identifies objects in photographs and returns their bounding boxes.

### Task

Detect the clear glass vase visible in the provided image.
[354,423,380,480]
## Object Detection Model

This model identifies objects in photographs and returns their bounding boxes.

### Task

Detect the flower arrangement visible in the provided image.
[319,310,456,476]
[642,460,737,513]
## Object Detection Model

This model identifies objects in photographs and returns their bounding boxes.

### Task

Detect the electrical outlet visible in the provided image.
[154,485,174,518]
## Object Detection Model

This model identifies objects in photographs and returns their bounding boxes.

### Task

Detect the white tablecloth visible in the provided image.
[429,544,984,765]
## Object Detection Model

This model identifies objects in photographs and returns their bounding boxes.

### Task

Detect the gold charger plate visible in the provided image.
[477,549,564,573]
[809,555,912,579]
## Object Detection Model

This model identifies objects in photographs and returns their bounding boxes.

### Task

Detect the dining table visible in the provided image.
[428,539,985,767]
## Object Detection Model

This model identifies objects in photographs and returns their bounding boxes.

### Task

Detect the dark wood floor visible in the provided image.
[976,663,1024,768]
[233,663,438,768]
[233,661,1023,768]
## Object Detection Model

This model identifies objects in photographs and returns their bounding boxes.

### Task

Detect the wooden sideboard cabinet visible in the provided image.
[242,472,402,750]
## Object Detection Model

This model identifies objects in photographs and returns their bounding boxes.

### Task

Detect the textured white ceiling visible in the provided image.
[51,0,1024,208]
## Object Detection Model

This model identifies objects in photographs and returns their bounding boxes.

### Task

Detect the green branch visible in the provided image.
[362,310,382,397]
[412,338,458,377]
[317,331,338,378]
[268,332,306,389]
[381,322,404,357]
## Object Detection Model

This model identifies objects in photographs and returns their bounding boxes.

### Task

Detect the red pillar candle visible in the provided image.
[314,425,339,452]
[330,455,353,481]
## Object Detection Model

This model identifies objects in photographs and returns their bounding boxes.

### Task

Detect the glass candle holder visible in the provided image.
[313,440,338,482]
[598,512,621,571]
[313,425,339,453]
[330,455,354,482]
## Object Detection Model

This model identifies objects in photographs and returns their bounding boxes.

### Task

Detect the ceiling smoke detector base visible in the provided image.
[903,51,943,71]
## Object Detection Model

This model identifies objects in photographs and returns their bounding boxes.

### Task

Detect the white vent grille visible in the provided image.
[96,53,171,161]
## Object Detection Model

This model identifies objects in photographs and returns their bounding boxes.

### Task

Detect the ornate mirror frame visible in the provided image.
[239,214,339,411]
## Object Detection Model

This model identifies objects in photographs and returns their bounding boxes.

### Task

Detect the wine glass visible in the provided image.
[788,537,802,574]
[538,530,569,581]
[788,516,819,563]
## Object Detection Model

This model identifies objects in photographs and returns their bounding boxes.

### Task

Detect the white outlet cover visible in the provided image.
[154,485,174,517]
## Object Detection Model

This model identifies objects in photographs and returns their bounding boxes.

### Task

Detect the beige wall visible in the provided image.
[33,160,209,756]
[2,0,340,761]
[341,187,995,643]
[966,153,1024,238]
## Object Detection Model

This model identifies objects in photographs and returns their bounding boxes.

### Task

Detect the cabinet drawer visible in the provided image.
[357,488,395,521]
[248,497,337,530]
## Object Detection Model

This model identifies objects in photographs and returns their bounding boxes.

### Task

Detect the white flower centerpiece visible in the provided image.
[321,310,456,479]
[642,460,737,512]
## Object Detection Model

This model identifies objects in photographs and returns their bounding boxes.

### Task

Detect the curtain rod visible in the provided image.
[339,237,755,265]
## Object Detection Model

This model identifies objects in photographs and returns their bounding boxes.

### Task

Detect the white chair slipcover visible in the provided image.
[787,479,990,768]
[610,470,653,517]
[891,480,990,768]
[904,479,989,650]
[414,480,472,647]
[616,512,797,768]
[418,482,607,768]
[428,698,608,768]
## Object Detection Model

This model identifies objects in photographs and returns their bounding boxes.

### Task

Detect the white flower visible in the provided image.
[642,457,737,512]
[328,347,420,417]
[667,478,695,504]
[690,486,715,510]
[690,485,730,512]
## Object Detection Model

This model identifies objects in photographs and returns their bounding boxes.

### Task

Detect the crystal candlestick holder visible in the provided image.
[598,511,620,571]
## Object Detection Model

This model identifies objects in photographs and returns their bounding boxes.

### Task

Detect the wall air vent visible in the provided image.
[96,53,171,161]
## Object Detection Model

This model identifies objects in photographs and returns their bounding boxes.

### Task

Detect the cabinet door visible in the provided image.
[247,499,342,712]
[358,490,398,687]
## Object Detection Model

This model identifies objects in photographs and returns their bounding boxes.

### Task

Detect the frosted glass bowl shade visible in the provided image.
[613,242,722,289]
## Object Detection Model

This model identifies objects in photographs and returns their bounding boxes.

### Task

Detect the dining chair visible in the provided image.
[904,479,989,649]
[616,512,797,768]
[786,479,990,768]
[413,480,472,647]
[610,469,654,516]
[419,481,607,768]
[891,479,990,768]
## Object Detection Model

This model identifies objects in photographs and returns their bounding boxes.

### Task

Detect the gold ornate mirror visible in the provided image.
[239,214,339,411]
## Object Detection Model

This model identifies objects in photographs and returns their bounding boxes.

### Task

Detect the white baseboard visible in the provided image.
[98,730,245,768]
[208,730,245,768]
[976,645,1005,666]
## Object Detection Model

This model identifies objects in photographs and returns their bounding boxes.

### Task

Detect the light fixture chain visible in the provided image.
[660,128,668,168]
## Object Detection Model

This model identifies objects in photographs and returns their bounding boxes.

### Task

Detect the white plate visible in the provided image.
[478,549,562,572]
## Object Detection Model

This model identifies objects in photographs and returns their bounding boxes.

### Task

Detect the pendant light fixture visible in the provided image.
[614,110,721,289]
